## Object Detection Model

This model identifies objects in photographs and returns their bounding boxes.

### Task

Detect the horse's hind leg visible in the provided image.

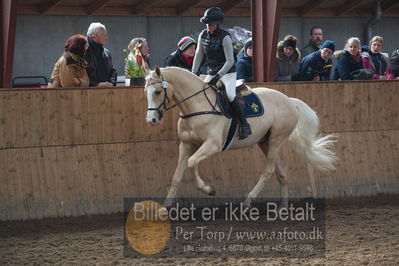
[188,140,220,196]
[275,158,289,208]
[164,141,194,207]
[244,135,286,207]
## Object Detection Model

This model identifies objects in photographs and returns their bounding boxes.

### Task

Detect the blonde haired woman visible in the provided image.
[333,37,363,80]
[361,36,389,79]
[125,37,150,85]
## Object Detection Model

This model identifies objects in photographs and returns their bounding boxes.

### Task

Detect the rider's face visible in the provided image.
[206,24,217,32]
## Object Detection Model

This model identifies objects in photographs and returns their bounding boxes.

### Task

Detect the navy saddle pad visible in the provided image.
[218,91,264,151]
[217,91,264,119]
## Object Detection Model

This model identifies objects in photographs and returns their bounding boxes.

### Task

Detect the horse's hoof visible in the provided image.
[208,186,216,196]
[243,198,252,208]
[163,198,174,208]
[204,185,216,196]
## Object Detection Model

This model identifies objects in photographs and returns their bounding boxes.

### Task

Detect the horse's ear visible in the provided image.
[155,65,161,77]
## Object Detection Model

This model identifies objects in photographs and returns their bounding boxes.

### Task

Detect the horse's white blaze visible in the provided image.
[145,84,160,124]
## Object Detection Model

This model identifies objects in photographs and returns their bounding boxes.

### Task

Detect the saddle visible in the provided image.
[213,80,264,151]
[214,79,264,119]
[217,79,247,108]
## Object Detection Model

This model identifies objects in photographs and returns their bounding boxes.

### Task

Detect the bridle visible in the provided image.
[146,74,222,119]
[146,76,170,120]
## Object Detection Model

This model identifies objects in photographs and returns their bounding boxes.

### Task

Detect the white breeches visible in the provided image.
[205,72,237,102]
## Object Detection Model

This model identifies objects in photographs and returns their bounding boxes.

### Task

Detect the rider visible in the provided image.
[192,7,252,139]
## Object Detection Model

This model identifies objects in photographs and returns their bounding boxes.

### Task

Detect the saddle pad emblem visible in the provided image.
[251,103,259,113]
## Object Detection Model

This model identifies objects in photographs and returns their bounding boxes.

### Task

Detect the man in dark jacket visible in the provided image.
[301,26,323,58]
[299,40,335,81]
[85,22,117,87]
[164,36,197,71]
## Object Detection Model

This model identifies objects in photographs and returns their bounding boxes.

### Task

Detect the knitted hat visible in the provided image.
[321,40,335,52]
[178,36,196,51]
[245,38,252,50]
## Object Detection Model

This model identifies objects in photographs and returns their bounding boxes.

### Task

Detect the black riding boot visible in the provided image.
[231,97,252,139]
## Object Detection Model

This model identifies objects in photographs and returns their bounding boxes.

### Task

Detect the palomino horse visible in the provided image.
[145,66,337,207]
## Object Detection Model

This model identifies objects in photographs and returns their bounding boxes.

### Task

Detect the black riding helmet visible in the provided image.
[200,7,224,24]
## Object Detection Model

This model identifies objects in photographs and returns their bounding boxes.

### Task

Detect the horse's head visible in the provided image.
[145,66,174,125]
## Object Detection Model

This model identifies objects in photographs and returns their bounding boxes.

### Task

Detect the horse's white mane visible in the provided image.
[163,66,194,75]
[147,66,202,82]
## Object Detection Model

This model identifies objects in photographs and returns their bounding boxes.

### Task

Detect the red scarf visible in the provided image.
[180,51,193,66]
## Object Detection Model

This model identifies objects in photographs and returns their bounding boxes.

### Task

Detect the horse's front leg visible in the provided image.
[164,141,194,207]
[188,140,221,196]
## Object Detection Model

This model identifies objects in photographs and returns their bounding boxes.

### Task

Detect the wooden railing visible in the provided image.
[1,80,398,220]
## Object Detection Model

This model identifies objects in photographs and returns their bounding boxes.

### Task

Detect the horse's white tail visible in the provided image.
[288,98,338,171]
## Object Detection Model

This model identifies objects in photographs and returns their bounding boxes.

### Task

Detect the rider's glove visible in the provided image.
[208,74,220,86]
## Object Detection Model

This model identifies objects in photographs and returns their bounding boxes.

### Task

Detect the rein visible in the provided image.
[146,75,223,119]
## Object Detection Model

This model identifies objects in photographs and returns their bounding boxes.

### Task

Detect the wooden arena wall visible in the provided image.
[1,81,398,220]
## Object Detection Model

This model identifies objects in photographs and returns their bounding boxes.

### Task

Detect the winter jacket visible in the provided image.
[236,50,253,82]
[164,49,193,71]
[301,40,320,58]
[85,37,117,86]
[333,50,363,80]
[361,51,389,79]
[299,51,332,81]
[275,41,301,82]
[49,52,89,88]
[386,48,399,79]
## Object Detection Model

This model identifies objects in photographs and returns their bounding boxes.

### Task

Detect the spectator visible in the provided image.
[299,40,335,81]
[301,26,323,58]
[386,48,399,80]
[361,36,389,80]
[236,38,253,82]
[164,36,196,71]
[85,22,117,87]
[275,35,301,82]
[125,37,150,85]
[361,45,369,53]
[333,37,363,80]
[49,34,89,88]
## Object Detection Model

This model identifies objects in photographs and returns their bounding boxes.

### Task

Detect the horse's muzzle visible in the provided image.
[147,117,159,125]
[146,110,163,125]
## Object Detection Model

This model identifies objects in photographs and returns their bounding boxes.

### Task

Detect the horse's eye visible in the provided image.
[155,90,161,95]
